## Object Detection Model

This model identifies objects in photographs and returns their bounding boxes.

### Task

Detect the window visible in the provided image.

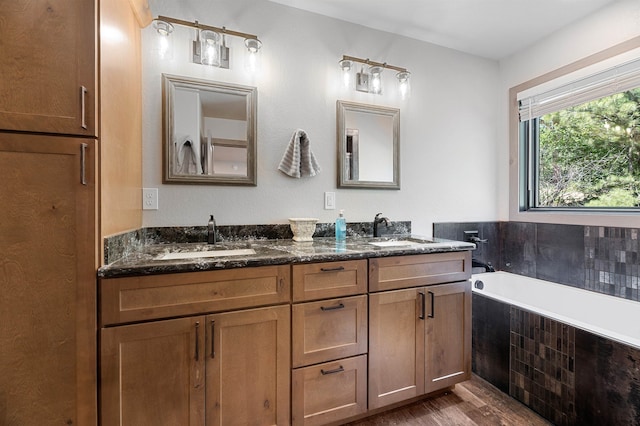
[518,58,640,210]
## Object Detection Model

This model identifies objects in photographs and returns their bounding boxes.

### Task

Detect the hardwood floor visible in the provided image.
[345,375,552,426]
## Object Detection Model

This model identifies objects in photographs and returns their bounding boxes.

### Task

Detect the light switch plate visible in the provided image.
[143,188,158,210]
[324,192,336,210]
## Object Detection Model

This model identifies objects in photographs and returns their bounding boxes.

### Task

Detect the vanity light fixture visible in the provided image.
[396,70,411,100]
[339,59,353,88]
[152,15,262,70]
[355,64,370,93]
[200,30,221,67]
[153,19,174,59]
[340,55,410,98]
[244,38,262,73]
[369,65,383,94]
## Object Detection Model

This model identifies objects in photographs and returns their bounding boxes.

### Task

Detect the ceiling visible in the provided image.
[268,0,617,60]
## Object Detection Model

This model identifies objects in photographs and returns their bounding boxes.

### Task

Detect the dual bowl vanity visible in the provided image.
[98,235,474,425]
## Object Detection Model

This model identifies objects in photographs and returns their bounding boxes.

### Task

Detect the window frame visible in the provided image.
[509,36,640,227]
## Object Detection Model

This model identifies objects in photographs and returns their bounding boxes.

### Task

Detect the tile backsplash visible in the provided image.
[434,221,640,302]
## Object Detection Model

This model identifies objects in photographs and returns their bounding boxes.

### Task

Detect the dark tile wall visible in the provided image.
[585,226,640,301]
[510,307,576,426]
[535,224,585,287]
[432,222,501,272]
[472,293,510,393]
[434,221,640,303]
[575,329,640,425]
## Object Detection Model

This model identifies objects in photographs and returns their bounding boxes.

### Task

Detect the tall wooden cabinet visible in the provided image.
[0,134,97,425]
[0,0,144,424]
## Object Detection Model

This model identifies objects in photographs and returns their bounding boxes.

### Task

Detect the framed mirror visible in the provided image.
[337,100,400,189]
[163,74,257,185]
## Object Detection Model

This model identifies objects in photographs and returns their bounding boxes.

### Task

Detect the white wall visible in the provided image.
[142,0,501,236]
[497,0,640,220]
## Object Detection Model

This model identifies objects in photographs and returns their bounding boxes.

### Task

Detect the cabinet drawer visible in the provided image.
[292,295,367,367]
[369,251,471,292]
[292,260,367,302]
[100,265,290,326]
[292,355,367,426]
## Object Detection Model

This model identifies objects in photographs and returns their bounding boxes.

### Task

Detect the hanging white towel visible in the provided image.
[175,135,202,175]
[278,129,321,178]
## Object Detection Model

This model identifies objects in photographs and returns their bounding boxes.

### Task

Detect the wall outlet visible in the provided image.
[143,188,158,210]
[324,192,336,210]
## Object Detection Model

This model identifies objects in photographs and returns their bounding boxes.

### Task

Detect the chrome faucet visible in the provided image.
[373,213,390,237]
[208,215,216,244]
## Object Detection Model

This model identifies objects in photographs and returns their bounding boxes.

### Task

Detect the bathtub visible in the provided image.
[471,271,640,425]
[472,271,640,350]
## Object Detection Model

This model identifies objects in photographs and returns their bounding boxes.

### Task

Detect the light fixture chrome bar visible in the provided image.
[156,15,260,42]
[341,55,407,73]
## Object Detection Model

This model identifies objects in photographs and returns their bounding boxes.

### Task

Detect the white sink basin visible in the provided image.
[157,248,256,260]
[369,240,426,247]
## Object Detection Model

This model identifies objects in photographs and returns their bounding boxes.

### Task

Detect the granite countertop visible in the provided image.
[98,235,475,279]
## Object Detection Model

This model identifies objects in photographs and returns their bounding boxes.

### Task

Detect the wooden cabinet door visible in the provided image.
[424,281,472,393]
[0,1,96,135]
[368,288,425,409]
[0,134,96,426]
[206,305,290,426]
[100,316,206,426]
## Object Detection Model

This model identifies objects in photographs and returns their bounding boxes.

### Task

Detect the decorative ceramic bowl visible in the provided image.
[288,218,319,242]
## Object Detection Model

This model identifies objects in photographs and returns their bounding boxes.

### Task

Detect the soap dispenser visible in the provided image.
[335,210,346,242]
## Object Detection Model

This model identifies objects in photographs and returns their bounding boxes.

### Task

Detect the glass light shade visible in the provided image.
[200,30,221,66]
[244,38,262,73]
[339,59,352,88]
[369,66,383,94]
[153,20,174,60]
[396,71,411,99]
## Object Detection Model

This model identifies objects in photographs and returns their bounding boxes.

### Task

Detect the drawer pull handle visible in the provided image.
[195,321,200,361]
[428,291,435,318]
[321,366,344,375]
[320,266,345,272]
[320,303,345,311]
[419,292,426,320]
[210,320,215,358]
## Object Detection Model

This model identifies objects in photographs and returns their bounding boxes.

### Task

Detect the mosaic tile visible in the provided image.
[509,307,576,426]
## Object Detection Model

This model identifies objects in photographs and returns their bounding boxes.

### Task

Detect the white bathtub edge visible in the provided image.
[471,272,640,351]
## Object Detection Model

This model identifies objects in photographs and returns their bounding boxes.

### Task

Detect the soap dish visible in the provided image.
[288,218,319,242]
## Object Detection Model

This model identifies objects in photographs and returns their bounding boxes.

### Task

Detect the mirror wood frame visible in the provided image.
[162,74,257,185]
[336,100,400,189]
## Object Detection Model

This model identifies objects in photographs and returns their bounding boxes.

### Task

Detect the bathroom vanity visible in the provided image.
[98,237,472,425]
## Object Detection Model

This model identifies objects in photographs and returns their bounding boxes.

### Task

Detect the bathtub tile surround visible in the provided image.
[585,226,640,300]
[434,221,640,302]
[471,294,510,393]
[105,221,411,264]
[510,307,576,426]
[472,274,640,425]
[575,329,640,425]
[535,224,585,287]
